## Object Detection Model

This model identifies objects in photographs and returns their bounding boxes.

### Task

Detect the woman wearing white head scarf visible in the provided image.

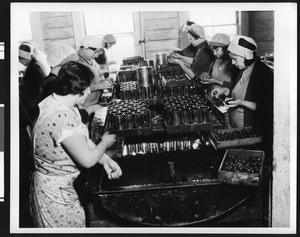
[212,35,273,152]
[173,20,198,58]
[19,41,51,126]
[77,35,114,108]
[95,34,118,77]
[168,24,215,80]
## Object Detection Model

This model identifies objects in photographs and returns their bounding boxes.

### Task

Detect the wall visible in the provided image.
[39,12,76,53]
[142,11,183,60]
[248,11,274,56]
[37,11,184,60]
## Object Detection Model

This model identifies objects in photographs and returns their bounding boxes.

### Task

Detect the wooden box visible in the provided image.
[209,126,263,150]
[218,149,265,186]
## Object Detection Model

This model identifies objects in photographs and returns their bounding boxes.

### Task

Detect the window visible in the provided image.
[83,11,136,68]
[188,11,238,40]
[14,11,33,43]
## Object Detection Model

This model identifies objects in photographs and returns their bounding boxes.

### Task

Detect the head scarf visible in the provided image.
[47,44,79,67]
[187,24,205,39]
[209,33,231,47]
[19,41,38,59]
[81,35,104,49]
[103,34,117,44]
[228,35,257,60]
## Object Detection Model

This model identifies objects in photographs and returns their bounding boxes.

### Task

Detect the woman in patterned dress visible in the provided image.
[29,61,122,227]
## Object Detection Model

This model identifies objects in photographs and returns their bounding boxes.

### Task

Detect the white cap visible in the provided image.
[103,34,117,44]
[19,41,39,59]
[81,35,104,49]
[189,24,205,39]
[228,35,257,60]
[209,33,231,47]
[47,44,78,67]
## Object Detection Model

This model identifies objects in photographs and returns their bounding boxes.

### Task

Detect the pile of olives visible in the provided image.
[163,73,186,82]
[213,128,258,141]
[221,154,262,173]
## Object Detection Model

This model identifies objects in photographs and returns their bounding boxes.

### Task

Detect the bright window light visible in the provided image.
[83,11,135,67]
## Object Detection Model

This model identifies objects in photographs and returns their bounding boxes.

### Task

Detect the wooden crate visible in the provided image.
[218,149,265,186]
[209,126,263,149]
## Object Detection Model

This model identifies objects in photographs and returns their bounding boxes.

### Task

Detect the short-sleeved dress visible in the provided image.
[29,94,92,227]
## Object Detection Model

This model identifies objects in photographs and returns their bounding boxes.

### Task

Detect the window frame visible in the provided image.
[185,11,241,40]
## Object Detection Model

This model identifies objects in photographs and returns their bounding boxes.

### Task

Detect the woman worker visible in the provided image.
[172,20,198,58]
[211,35,273,151]
[19,41,51,124]
[95,33,118,78]
[29,61,122,227]
[19,41,50,81]
[168,24,215,81]
[200,33,238,89]
[77,35,114,108]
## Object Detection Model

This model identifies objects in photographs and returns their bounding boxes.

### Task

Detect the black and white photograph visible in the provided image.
[7,2,297,235]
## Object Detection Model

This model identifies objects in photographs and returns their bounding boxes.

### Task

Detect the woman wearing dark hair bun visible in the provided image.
[30,61,122,227]
[171,20,198,58]
[168,24,215,80]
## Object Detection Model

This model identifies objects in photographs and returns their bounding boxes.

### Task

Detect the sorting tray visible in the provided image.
[163,120,213,134]
[218,149,265,186]
[209,126,263,149]
[163,77,193,87]
[162,113,221,134]
[105,126,154,137]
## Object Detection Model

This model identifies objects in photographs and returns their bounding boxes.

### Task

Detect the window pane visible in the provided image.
[189,12,213,26]
[16,12,32,42]
[213,25,237,36]
[83,11,136,69]
[109,12,134,33]
[212,11,236,25]
[84,12,110,35]
[189,11,238,37]
[84,11,133,35]
[203,27,214,39]
[108,35,135,68]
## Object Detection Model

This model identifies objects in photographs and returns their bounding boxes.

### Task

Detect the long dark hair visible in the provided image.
[219,46,229,61]
[53,61,94,96]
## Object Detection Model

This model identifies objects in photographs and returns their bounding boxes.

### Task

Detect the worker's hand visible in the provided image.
[107,60,117,65]
[200,72,211,80]
[100,154,122,180]
[85,104,101,115]
[106,76,116,84]
[170,52,182,59]
[101,78,114,89]
[225,98,243,108]
[101,132,116,149]
[200,78,218,85]
[210,87,229,99]
[168,57,182,65]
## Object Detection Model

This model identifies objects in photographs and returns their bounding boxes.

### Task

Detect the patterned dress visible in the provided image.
[29,94,91,227]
